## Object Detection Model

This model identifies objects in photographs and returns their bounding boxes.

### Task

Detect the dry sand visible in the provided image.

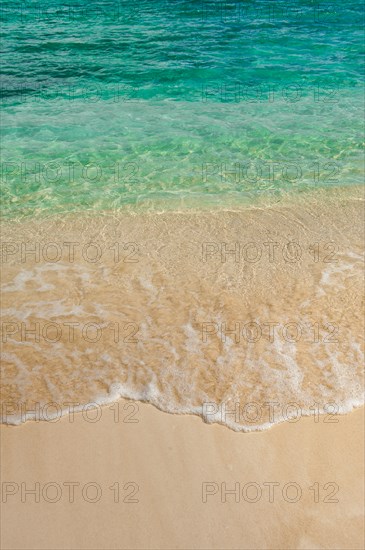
[1,401,364,550]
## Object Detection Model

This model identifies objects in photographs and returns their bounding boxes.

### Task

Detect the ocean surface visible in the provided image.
[0,1,364,429]
[1,0,364,217]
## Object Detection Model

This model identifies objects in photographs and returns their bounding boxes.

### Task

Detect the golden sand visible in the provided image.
[0,401,364,549]
[1,186,364,549]
[1,186,364,429]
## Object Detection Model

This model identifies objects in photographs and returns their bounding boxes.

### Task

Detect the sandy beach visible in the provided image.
[1,401,364,550]
[1,186,364,549]
[1,1,364,548]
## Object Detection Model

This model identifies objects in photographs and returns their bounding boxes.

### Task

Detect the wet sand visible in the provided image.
[1,186,364,429]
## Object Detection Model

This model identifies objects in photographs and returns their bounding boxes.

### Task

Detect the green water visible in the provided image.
[1,0,364,217]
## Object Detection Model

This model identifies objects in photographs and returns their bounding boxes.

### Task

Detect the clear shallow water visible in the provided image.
[1,0,364,217]
[1,191,364,428]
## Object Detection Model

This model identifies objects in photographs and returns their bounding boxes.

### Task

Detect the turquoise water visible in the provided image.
[1,0,364,217]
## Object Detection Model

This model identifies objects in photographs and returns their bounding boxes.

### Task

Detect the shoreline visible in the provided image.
[1,395,365,431]
[1,183,364,431]
[1,183,364,223]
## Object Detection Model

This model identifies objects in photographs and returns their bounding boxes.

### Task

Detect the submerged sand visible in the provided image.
[1,186,364,429]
